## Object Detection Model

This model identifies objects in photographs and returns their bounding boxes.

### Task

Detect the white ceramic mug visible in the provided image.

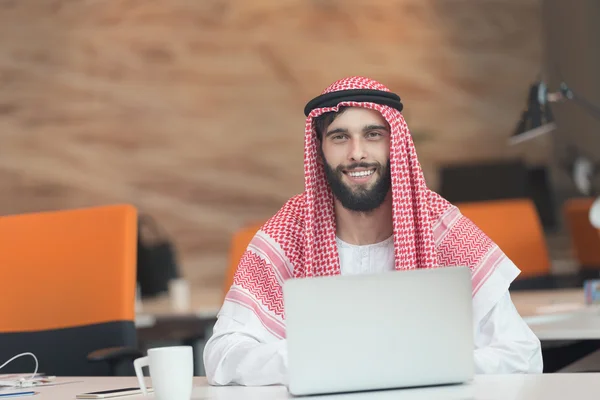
[133,346,194,400]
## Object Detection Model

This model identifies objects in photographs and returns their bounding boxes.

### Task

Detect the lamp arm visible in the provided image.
[545,82,600,122]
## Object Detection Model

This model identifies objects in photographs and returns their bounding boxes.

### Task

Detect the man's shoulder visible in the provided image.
[261,192,305,234]
[259,193,305,264]
[273,192,305,219]
[281,192,306,213]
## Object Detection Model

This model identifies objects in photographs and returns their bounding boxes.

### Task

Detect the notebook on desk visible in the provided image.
[283,266,475,396]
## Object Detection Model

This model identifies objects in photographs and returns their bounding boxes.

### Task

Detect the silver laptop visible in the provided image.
[283,266,474,396]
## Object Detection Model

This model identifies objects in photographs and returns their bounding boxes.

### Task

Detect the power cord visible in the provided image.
[0,353,39,388]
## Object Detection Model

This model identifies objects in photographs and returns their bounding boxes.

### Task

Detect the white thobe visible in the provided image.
[203,236,543,386]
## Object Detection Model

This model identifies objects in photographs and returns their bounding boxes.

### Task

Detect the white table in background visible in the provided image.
[510,288,588,318]
[523,307,600,341]
[134,287,597,342]
[8,375,600,400]
[133,288,600,351]
[510,288,600,340]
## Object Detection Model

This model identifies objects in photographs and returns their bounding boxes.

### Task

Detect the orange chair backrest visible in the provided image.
[456,198,550,278]
[224,222,264,296]
[0,204,137,332]
[563,197,600,268]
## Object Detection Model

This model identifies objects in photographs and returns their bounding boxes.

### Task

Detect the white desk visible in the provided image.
[524,307,600,341]
[7,375,600,400]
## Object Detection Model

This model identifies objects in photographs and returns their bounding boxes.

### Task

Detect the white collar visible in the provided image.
[335,235,393,249]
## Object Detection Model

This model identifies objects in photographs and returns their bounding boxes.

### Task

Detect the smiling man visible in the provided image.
[203,76,543,386]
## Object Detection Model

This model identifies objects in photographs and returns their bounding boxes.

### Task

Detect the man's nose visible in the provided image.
[348,138,367,161]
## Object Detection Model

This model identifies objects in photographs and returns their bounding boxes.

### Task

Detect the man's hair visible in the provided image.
[313,107,348,142]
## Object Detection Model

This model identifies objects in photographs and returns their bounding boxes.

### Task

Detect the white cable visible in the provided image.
[0,352,39,382]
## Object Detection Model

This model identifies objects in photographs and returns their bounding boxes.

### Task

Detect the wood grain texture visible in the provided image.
[541,0,600,202]
[0,0,544,304]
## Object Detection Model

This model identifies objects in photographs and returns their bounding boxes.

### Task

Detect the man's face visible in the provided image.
[319,107,391,212]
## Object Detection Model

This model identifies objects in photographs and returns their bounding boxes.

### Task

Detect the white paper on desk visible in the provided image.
[0,374,44,381]
[24,380,82,388]
[0,380,80,392]
[0,378,30,388]
[0,376,56,388]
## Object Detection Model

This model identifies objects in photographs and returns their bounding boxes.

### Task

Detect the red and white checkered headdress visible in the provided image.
[227,76,506,339]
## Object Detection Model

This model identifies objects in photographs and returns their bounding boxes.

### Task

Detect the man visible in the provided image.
[204,76,543,386]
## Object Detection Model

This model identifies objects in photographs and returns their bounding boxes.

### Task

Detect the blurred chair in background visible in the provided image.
[136,214,182,299]
[0,204,142,376]
[224,222,263,297]
[456,198,562,290]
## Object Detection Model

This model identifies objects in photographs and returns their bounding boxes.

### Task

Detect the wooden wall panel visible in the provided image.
[0,0,543,304]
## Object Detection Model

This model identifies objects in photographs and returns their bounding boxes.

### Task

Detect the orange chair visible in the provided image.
[563,197,600,270]
[0,204,142,376]
[456,198,551,280]
[224,222,264,296]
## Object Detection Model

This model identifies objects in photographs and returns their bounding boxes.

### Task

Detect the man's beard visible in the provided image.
[322,159,391,213]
